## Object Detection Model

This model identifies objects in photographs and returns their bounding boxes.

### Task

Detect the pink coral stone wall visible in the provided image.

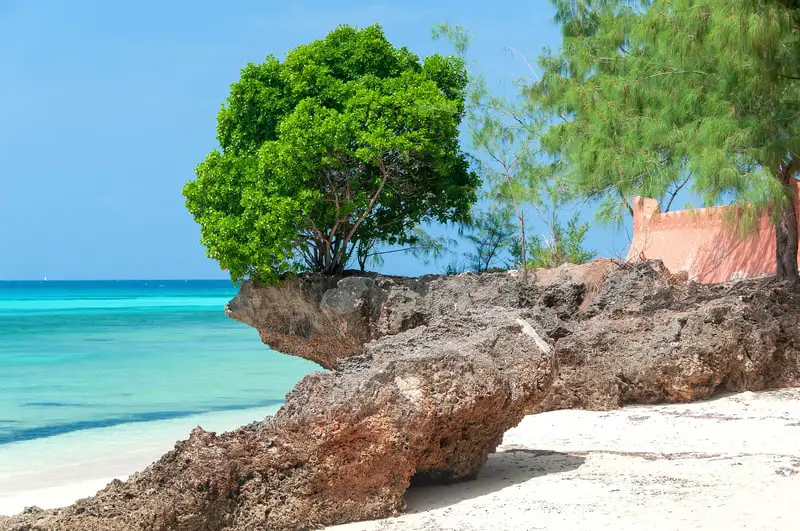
[627,180,800,284]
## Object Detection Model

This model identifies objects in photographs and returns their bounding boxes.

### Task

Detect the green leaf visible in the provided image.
[183,24,480,282]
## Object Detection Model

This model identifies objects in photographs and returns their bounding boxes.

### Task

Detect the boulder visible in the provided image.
[225,262,620,370]
[225,273,432,369]
[534,261,800,411]
[1,308,555,531]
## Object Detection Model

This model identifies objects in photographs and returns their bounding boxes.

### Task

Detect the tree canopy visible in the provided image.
[533,0,800,279]
[433,22,596,276]
[184,24,479,283]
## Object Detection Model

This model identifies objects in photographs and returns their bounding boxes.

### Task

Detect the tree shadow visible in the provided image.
[690,224,776,283]
[403,449,585,513]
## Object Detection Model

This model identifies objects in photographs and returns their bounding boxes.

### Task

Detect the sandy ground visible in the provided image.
[0,406,279,516]
[2,392,798,530]
[331,389,800,531]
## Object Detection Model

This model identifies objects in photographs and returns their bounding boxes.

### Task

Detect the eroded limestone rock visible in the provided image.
[1,305,555,531]
[535,261,800,411]
[224,262,619,370]
[4,259,800,531]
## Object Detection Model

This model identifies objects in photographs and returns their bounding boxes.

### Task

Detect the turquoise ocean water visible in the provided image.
[0,280,317,445]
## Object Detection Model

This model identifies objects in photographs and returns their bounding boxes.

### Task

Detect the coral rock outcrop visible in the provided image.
[4,260,800,531]
[536,261,800,411]
[2,278,555,531]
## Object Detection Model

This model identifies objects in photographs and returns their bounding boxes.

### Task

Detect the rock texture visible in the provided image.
[225,263,615,370]
[229,259,799,411]
[226,273,433,370]
[1,281,556,530]
[535,261,800,411]
[4,259,800,531]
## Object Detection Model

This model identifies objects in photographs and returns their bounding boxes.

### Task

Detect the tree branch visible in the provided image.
[618,189,634,217]
[639,70,708,80]
[664,174,691,212]
[504,46,540,82]
[332,160,390,267]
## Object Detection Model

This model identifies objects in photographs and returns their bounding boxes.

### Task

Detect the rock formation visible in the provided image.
[1,277,556,530]
[224,264,612,370]
[228,259,800,412]
[3,259,799,531]
[225,273,435,369]
[535,261,800,411]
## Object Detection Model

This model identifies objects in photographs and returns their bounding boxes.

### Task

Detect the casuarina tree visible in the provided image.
[184,24,479,283]
[534,0,800,280]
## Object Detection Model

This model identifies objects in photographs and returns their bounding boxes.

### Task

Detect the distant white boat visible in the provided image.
[43,276,47,281]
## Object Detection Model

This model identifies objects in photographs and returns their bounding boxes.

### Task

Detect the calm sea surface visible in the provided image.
[0,280,316,445]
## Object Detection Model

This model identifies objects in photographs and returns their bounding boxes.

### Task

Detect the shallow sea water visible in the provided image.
[0,280,316,445]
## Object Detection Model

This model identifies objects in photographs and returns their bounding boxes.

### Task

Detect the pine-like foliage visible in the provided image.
[463,207,516,273]
[433,22,596,276]
[534,0,800,278]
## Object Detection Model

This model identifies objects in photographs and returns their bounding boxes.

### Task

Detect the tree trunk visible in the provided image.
[518,211,527,280]
[775,169,799,281]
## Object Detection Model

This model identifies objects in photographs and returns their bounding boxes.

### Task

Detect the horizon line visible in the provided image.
[0,277,233,282]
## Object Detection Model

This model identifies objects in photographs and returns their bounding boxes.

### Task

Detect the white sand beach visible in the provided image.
[331,389,800,531]
[3,391,799,530]
[0,406,279,516]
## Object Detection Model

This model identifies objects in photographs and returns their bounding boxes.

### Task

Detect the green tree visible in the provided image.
[355,228,455,272]
[433,24,543,278]
[534,0,800,280]
[183,25,480,283]
[468,95,540,277]
[463,207,515,272]
[433,23,596,275]
[517,213,597,269]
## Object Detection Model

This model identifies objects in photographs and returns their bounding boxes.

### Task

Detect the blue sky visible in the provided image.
[0,0,633,280]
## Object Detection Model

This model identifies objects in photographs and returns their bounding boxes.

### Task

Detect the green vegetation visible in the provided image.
[520,214,596,269]
[183,25,479,283]
[534,0,800,280]
[187,3,800,282]
[457,203,596,274]
[434,23,596,275]
[355,228,455,272]
[462,207,516,273]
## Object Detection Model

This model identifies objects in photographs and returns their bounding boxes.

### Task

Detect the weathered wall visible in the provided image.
[627,181,800,284]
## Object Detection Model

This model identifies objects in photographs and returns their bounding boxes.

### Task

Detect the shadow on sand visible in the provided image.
[404,450,585,513]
